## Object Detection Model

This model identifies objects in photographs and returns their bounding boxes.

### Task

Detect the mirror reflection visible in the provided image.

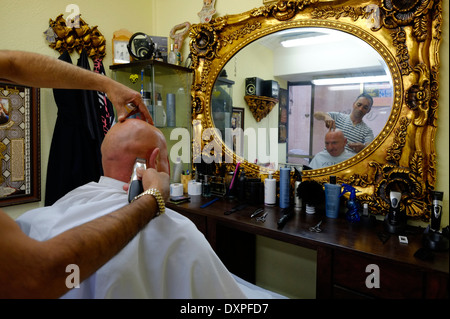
[211,27,393,170]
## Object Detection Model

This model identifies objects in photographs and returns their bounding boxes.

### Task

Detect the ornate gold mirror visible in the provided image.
[189,0,442,219]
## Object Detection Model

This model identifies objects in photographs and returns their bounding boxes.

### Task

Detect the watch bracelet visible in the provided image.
[132,188,165,216]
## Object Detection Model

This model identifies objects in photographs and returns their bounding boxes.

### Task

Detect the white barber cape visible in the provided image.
[17,177,279,299]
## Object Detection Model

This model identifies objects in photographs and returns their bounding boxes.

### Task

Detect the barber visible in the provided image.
[0,50,169,298]
[314,93,374,153]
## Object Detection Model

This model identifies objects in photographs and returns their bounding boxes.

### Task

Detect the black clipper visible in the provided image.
[128,158,147,203]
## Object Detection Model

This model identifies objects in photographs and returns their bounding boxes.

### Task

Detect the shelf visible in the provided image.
[244,95,278,122]
[109,59,192,73]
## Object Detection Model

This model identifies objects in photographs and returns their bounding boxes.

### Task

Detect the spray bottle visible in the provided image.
[340,183,360,223]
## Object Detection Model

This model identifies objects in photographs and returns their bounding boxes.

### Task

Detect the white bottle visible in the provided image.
[168,44,177,65]
[172,156,182,183]
[264,172,276,206]
[154,93,166,127]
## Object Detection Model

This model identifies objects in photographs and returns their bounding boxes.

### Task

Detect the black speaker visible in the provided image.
[262,80,279,99]
[245,77,263,96]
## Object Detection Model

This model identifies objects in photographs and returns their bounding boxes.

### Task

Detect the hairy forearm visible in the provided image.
[0,50,152,123]
[43,195,157,298]
[313,111,332,121]
[0,195,157,299]
[0,50,111,92]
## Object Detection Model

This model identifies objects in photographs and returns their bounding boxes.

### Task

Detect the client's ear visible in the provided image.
[148,147,161,169]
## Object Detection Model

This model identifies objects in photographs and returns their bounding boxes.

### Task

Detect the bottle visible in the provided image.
[154,93,166,127]
[172,156,182,183]
[142,91,153,120]
[294,166,303,210]
[324,175,341,219]
[168,44,177,65]
[362,203,369,217]
[264,172,276,206]
[174,43,181,65]
[166,93,176,127]
[279,166,290,209]
[202,175,211,197]
[176,87,188,127]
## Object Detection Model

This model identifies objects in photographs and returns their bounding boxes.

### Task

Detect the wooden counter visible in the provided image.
[167,196,449,299]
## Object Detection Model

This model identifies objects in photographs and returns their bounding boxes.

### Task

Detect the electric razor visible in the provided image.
[128,158,147,203]
[384,191,406,234]
[430,190,443,232]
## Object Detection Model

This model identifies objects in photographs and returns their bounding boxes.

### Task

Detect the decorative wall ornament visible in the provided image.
[44,14,106,60]
[170,21,192,53]
[198,0,217,23]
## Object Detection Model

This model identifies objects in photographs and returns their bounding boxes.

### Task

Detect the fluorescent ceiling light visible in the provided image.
[281,34,336,47]
[328,85,361,91]
[311,75,390,85]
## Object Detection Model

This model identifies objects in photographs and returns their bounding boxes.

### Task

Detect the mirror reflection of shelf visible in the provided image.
[244,95,278,122]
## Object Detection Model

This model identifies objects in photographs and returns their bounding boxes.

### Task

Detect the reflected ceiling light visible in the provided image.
[280,34,336,47]
[328,85,361,91]
[311,75,390,85]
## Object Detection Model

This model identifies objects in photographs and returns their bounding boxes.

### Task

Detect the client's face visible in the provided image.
[325,132,346,157]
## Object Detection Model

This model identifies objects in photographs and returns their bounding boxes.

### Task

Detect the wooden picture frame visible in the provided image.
[0,84,40,207]
[231,107,244,130]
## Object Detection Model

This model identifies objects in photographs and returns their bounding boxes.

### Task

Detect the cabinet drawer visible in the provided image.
[333,250,424,299]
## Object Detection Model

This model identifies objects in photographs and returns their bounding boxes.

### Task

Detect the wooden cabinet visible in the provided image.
[167,196,449,299]
[333,250,423,298]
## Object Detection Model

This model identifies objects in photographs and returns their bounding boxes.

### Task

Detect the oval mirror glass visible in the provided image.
[211,27,393,170]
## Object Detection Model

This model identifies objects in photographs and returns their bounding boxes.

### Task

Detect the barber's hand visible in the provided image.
[122,167,169,201]
[325,119,336,130]
[106,82,153,124]
[140,168,170,201]
[348,142,365,153]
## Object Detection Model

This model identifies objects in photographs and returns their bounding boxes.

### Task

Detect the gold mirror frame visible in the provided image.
[189,0,442,219]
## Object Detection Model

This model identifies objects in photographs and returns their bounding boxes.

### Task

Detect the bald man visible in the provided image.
[16,119,280,298]
[101,119,170,183]
[309,129,354,169]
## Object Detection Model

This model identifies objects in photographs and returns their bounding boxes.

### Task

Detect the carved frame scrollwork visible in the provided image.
[189,0,442,219]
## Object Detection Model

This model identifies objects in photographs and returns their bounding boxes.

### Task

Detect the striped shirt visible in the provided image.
[328,112,374,153]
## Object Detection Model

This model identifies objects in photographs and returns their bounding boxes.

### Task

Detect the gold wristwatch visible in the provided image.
[132,188,165,216]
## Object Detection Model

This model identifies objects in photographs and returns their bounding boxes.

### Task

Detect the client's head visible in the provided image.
[324,129,347,157]
[101,119,170,183]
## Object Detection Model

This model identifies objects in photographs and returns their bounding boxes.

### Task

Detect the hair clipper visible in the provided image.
[128,158,147,203]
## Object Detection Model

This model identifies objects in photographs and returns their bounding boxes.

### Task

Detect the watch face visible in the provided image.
[114,40,130,63]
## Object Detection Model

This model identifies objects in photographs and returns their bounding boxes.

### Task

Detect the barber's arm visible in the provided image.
[347,142,366,153]
[314,111,335,129]
[0,50,152,123]
[0,168,169,299]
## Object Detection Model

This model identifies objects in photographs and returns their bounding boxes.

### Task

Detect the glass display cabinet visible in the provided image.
[110,60,193,177]
[211,76,234,139]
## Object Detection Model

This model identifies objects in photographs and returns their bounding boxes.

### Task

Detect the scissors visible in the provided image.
[309,220,323,232]
[256,212,268,222]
